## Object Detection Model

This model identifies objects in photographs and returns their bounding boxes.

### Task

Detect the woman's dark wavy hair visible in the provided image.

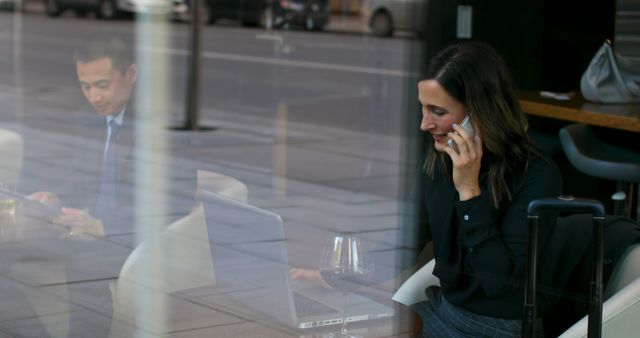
[423,41,540,208]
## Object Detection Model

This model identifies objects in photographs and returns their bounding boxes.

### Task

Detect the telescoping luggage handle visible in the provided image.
[523,196,605,338]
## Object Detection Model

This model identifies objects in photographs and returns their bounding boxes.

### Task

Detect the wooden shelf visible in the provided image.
[518,91,640,132]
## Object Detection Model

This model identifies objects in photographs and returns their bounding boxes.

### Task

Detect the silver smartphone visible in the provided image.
[447,114,475,151]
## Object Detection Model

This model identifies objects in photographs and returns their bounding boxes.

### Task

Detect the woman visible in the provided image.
[414,41,562,337]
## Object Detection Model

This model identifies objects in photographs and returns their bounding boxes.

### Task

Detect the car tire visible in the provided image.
[187,0,212,25]
[44,0,62,17]
[206,15,217,25]
[305,17,315,31]
[96,0,118,20]
[74,9,89,17]
[259,5,274,30]
[371,10,393,37]
[200,1,213,25]
[16,0,26,12]
[304,17,324,31]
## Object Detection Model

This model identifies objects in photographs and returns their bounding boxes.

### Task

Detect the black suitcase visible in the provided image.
[523,196,606,338]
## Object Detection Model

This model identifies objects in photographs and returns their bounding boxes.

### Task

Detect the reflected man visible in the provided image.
[32,36,137,238]
[31,35,194,239]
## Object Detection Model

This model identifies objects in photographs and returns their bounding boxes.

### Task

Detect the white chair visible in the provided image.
[109,170,248,336]
[559,243,640,338]
[0,128,24,187]
[391,244,640,337]
[392,258,439,306]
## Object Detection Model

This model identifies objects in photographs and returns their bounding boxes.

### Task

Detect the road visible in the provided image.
[1,10,422,136]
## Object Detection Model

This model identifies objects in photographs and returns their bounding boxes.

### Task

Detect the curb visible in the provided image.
[325,14,369,34]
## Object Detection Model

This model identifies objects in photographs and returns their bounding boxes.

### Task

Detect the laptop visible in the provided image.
[201,191,395,329]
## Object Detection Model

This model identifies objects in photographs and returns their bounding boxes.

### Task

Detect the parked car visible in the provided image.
[362,0,427,37]
[0,0,20,10]
[204,0,330,31]
[43,0,189,20]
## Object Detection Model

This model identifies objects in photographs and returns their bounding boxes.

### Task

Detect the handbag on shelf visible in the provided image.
[580,40,640,104]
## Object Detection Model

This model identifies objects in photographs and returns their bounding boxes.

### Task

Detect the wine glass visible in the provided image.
[319,233,373,338]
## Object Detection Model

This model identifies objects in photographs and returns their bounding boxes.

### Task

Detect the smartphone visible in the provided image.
[447,114,475,151]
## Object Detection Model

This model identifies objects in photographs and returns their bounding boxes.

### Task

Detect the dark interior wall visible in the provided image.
[462,0,618,203]
[421,0,616,91]
[469,0,544,90]
[468,0,616,91]
[538,0,616,91]
[413,0,619,205]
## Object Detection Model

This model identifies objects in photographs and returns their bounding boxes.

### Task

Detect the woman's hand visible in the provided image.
[289,268,332,290]
[443,123,483,201]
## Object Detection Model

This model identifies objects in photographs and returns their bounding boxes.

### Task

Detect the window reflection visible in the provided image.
[1,2,420,336]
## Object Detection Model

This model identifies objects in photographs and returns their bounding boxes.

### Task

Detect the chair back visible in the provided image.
[604,243,640,299]
[109,171,248,336]
[196,169,248,202]
[559,124,640,183]
[559,244,640,338]
[0,129,24,187]
[392,259,440,306]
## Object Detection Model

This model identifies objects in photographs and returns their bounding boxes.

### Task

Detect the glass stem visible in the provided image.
[341,292,349,336]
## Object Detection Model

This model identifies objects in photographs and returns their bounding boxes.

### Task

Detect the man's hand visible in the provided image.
[25,191,61,220]
[53,207,105,240]
[28,191,61,208]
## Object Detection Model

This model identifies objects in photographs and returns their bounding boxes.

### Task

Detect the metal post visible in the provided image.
[523,215,538,338]
[172,0,214,132]
[588,216,605,338]
[184,0,202,131]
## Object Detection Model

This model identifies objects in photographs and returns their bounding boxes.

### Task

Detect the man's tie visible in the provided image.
[94,120,120,230]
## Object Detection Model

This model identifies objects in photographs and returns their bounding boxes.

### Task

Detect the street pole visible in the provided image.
[174,0,214,131]
[185,0,201,131]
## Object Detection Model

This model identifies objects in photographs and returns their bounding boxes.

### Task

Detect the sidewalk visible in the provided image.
[325,14,370,35]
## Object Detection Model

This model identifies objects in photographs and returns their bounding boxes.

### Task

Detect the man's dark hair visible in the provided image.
[74,35,134,74]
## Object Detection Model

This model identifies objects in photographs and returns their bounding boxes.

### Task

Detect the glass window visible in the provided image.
[1,0,431,336]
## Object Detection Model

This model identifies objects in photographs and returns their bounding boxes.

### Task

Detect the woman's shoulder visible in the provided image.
[520,155,563,191]
[527,155,561,176]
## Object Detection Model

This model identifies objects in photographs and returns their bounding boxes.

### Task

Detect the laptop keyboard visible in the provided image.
[293,292,340,318]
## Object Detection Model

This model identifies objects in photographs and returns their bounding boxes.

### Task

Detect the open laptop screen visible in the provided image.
[202,191,298,326]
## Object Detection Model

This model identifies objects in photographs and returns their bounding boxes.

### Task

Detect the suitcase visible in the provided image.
[523,196,606,338]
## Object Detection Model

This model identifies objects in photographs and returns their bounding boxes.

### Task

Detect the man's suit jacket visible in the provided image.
[56,105,196,236]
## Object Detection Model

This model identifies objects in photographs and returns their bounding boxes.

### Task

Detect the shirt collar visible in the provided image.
[107,109,126,127]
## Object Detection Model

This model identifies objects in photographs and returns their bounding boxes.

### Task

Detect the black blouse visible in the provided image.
[422,156,562,319]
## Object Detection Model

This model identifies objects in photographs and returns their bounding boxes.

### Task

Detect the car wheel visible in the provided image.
[74,9,89,17]
[200,1,213,25]
[16,0,26,12]
[371,10,393,37]
[44,0,62,17]
[259,5,274,29]
[187,0,211,24]
[305,17,315,31]
[96,0,117,20]
[206,15,217,25]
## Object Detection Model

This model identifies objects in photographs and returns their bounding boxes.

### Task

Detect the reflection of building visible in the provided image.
[330,0,362,14]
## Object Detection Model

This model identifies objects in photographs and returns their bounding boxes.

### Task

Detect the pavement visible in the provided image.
[325,13,370,34]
